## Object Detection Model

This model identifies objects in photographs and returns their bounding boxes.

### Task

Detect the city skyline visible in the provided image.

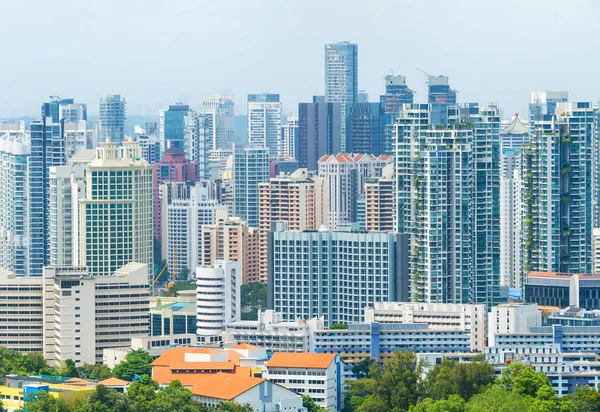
[1,0,599,118]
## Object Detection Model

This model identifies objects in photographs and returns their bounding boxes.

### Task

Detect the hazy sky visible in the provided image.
[1,0,599,118]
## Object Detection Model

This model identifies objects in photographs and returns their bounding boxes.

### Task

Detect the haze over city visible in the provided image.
[1,0,599,117]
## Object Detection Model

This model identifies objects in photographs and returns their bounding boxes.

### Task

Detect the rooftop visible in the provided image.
[190,373,265,400]
[97,377,130,387]
[500,114,530,135]
[267,353,336,369]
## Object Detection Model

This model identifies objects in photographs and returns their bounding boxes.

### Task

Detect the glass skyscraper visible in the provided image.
[233,145,269,228]
[162,104,190,150]
[324,42,358,103]
[99,94,126,144]
[428,75,457,127]
[247,93,282,157]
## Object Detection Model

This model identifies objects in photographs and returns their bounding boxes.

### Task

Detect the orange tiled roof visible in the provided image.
[190,373,265,400]
[230,343,261,350]
[169,361,235,371]
[97,377,130,386]
[151,347,222,366]
[267,352,335,369]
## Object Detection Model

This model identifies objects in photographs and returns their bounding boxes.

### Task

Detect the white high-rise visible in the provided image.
[248,93,282,157]
[0,136,30,276]
[79,138,153,281]
[202,94,235,150]
[166,184,228,278]
[281,115,298,159]
[196,260,240,344]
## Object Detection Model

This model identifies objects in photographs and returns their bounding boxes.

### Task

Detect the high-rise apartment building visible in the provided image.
[79,138,153,280]
[281,115,299,159]
[200,210,259,285]
[59,103,87,123]
[298,100,343,170]
[196,260,240,344]
[233,145,270,228]
[248,94,282,157]
[428,75,457,127]
[268,225,409,326]
[49,164,87,267]
[499,149,522,289]
[324,42,358,103]
[153,148,198,241]
[202,94,235,150]
[318,153,392,230]
[257,169,321,282]
[98,94,126,144]
[364,164,394,232]
[500,114,530,152]
[521,101,594,275]
[165,184,227,278]
[0,136,30,276]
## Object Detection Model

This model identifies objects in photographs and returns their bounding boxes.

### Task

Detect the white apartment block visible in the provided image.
[364,302,486,351]
[202,94,235,150]
[223,310,325,353]
[488,303,541,346]
[49,165,86,267]
[247,94,282,157]
[318,153,392,230]
[165,184,228,277]
[79,138,154,281]
[64,121,92,159]
[196,260,240,344]
[593,228,600,273]
[281,114,298,159]
[266,352,341,411]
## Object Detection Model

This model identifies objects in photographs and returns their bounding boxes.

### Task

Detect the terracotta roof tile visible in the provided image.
[190,373,265,400]
[97,377,130,386]
[267,352,336,369]
[230,343,261,350]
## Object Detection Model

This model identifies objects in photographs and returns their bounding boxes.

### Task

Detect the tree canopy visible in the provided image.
[112,349,153,381]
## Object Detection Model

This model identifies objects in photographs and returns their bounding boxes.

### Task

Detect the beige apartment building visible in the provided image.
[364,164,394,232]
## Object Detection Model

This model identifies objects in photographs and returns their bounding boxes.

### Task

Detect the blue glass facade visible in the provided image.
[164,104,189,150]
[428,76,457,127]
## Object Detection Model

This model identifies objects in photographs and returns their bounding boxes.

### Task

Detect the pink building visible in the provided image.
[153,148,198,240]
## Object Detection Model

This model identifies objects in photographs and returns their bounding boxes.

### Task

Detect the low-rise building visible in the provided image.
[149,290,198,337]
[266,352,342,411]
[223,310,324,353]
[488,303,541,346]
[525,271,600,309]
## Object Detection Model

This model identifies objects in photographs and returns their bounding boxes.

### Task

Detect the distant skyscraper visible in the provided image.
[59,103,87,123]
[500,114,530,152]
[500,149,522,289]
[346,102,384,155]
[428,75,457,127]
[99,94,126,144]
[202,94,235,150]
[79,138,153,280]
[521,101,594,276]
[0,135,30,276]
[161,103,190,150]
[247,93,282,157]
[364,165,394,232]
[324,42,358,103]
[529,91,568,123]
[380,75,414,154]
[41,97,74,123]
[298,100,343,170]
[281,115,299,159]
[233,145,270,228]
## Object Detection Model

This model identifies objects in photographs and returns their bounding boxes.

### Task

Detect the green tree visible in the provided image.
[501,363,553,398]
[0,399,6,412]
[240,282,267,319]
[465,386,530,412]
[351,358,375,379]
[408,394,465,412]
[302,394,324,411]
[214,401,254,411]
[177,267,191,282]
[60,359,79,378]
[329,323,348,330]
[77,363,112,381]
[147,380,203,412]
[22,390,73,412]
[423,358,495,401]
[112,349,153,381]
[561,386,600,412]
[125,375,159,412]
[74,384,131,412]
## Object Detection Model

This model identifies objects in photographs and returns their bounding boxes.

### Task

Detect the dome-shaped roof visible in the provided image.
[500,114,529,135]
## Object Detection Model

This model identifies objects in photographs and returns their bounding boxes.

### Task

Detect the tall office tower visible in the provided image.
[500,114,530,152]
[165,184,228,278]
[200,210,259,284]
[346,102,384,155]
[98,94,126,144]
[521,102,594,276]
[186,112,210,180]
[29,113,66,276]
[59,103,87,123]
[258,169,321,282]
[268,225,409,326]
[380,75,414,155]
[281,115,299,159]
[233,145,270,228]
[202,94,235,150]
[529,91,569,123]
[428,75,457,127]
[409,129,474,303]
[247,93,282,157]
[324,42,358,103]
[41,96,74,122]
[196,260,240,344]
[364,164,394,232]
[153,148,198,241]
[0,136,30,276]
[499,150,522,289]
[49,165,87,267]
[318,153,392,230]
[79,138,153,280]
[393,104,430,234]
[467,106,502,306]
[298,99,343,170]
[160,103,191,151]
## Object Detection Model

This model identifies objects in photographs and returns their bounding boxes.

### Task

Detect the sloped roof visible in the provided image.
[97,377,130,387]
[190,373,264,400]
[267,352,336,369]
[151,348,222,366]
[230,343,261,350]
[500,115,529,135]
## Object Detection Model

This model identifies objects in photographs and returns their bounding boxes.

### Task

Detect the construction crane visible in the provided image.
[152,264,168,287]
